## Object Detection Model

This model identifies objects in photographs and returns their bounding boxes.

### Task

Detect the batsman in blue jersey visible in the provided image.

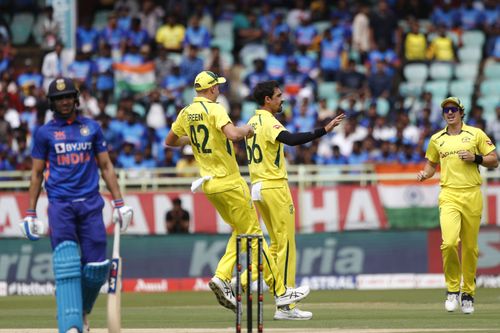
[19,78,133,333]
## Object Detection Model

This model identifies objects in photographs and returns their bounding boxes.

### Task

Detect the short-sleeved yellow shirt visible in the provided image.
[426,123,496,188]
[171,97,239,178]
[246,109,287,183]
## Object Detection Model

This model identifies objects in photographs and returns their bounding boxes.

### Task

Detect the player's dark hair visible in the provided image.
[253,80,280,106]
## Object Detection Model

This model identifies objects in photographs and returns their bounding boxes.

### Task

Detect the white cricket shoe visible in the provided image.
[445,292,459,312]
[461,293,474,314]
[274,306,313,320]
[209,276,237,313]
[66,329,79,333]
[275,285,310,307]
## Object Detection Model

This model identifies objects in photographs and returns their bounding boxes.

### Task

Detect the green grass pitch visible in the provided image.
[0,289,499,332]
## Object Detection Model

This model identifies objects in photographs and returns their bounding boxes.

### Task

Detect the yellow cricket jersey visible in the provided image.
[247,109,287,183]
[429,36,454,61]
[171,97,239,178]
[404,33,426,60]
[426,123,495,189]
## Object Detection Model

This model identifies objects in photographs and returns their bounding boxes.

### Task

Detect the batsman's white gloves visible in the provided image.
[19,209,47,241]
[112,199,133,232]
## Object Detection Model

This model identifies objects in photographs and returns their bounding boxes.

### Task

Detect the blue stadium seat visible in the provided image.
[403,63,428,83]
[10,12,34,45]
[429,62,453,80]
[462,30,485,48]
[454,63,479,81]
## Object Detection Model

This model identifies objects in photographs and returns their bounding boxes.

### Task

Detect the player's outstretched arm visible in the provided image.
[324,113,346,132]
[222,122,254,141]
[417,160,438,182]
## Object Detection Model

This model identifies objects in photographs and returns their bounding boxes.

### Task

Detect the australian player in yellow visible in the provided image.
[417,97,498,314]
[165,71,310,314]
[245,80,345,320]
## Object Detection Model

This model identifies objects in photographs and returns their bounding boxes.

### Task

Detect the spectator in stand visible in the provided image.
[399,143,423,163]
[324,145,348,165]
[20,96,38,134]
[282,58,316,102]
[98,113,122,152]
[67,50,93,88]
[233,9,264,56]
[457,0,483,30]
[145,89,166,130]
[121,44,145,66]
[0,44,11,76]
[204,46,230,78]
[0,14,10,43]
[287,0,310,30]
[122,110,148,149]
[17,59,43,95]
[292,97,316,134]
[0,103,12,145]
[34,6,60,53]
[319,29,344,82]
[337,59,367,97]
[365,41,400,77]
[330,118,368,156]
[372,115,396,142]
[117,141,136,168]
[403,19,427,63]
[266,43,289,82]
[99,12,126,60]
[467,105,486,128]
[430,3,460,29]
[179,45,204,84]
[317,98,335,122]
[294,44,319,79]
[242,59,271,99]
[352,3,371,63]
[310,0,330,22]
[41,41,66,92]
[347,140,369,166]
[184,14,211,51]
[427,25,456,62]
[160,147,177,170]
[160,65,187,111]
[293,16,318,49]
[155,14,185,54]
[176,145,198,177]
[368,60,393,99]
[375,140,398,163]
[268,12,290,45]
[76,17,99,54]
[165,197,190,234]
[116,4,132,31]
[126,17,150,51]
[79,85,100,119]
[139,0,165,40]
[369,0,400,49]
[93,43,114,102]
[154,46,175,85]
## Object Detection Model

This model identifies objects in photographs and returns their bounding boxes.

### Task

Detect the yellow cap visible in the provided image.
[194,71,226,91]
[441,97,464,111]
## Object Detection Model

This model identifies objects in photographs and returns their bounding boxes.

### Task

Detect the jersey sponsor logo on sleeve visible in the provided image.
[273,124,282,129]
[487,140,493,145]
[54,131,66,140]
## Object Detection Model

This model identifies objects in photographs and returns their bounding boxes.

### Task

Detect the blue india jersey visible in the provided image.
[31,116,108,200]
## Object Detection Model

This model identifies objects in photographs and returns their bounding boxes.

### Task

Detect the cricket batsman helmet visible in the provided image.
[47,78,80,114]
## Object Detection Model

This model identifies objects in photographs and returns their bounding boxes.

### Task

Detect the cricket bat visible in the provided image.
[107,222,122,333]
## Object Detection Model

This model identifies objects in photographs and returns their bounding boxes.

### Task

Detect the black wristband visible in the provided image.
[474,154,483,164]
[313,127,327,138]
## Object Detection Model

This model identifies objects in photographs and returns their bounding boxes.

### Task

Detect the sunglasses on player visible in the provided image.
[442,106,461,113]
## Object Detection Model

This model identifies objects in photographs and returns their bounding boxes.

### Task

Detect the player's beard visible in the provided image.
[277,103,283,113]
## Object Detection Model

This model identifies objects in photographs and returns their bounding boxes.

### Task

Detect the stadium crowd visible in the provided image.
[0,0,499,174]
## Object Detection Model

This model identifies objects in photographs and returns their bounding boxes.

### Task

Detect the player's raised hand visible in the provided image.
[19,209,47,241]
[324,113,346,132]
[112,199,133,233]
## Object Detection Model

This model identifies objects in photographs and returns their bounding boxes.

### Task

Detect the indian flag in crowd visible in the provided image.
[114,62,155,93]
[377,184,440,229]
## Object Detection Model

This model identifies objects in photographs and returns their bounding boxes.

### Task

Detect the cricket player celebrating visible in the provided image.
[165,71,310,314]
[244,80,344,320]
[417,97,498,314]
[20,78,133,333]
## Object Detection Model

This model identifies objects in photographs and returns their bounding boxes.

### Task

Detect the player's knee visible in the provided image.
[54,241,81,280]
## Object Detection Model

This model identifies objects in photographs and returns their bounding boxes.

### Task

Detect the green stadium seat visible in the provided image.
[483,62,500,80]
[462,30,485,48]
[403,63,428,83]
[314,21,331,34]
[458,47,482,63]
[220,51,234,67]
[182,88,195,105]
[477,96,499,122]
[424,80,449,98]
[479,79,500,96]
[454,63,479,81]
[213,21,233,39]
[92,10,111,30]
[429,62,453,80]
[326,97,338,110]
[449,80,474,97]
[10,12,34,45]
[240,44,267,68]
[211,38,233,53]
[376,97,390,117]
[399,81,423,97]
[318,82,338,100]
[241,101,257,123]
